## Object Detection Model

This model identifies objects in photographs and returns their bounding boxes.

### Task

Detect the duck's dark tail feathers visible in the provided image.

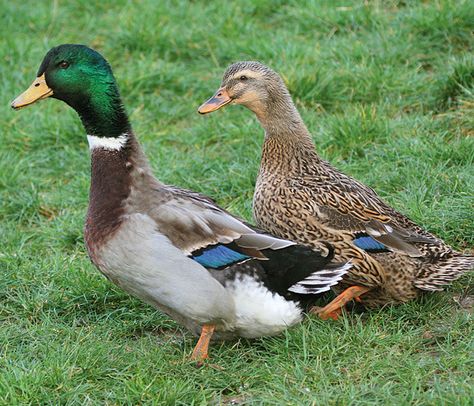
[288,261,352,295]
[258,242,350,296]
[413,253,474,291]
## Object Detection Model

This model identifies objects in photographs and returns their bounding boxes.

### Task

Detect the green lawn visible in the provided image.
[1,0,473,404]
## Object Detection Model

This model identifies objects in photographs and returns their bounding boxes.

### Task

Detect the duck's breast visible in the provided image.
[90,213,236,329]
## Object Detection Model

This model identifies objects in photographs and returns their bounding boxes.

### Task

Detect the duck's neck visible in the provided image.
[75,88,154,248]
[253,95,321,176]
[66,76,131,139]
[71,80,154,203]
[80,85,148,213]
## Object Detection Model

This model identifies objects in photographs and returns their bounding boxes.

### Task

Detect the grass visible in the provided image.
[1,0,473,404]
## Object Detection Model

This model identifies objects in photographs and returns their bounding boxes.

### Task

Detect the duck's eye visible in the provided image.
[239,75,248,81]
[59,61,69,69]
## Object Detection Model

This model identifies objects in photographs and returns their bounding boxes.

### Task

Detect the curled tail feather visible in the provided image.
[288,261,352,295]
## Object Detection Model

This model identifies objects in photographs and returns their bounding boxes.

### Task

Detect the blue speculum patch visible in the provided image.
[353,235,387,251]
[192,244,250,268]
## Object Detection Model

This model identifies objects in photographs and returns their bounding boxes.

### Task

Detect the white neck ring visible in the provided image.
[87,134,129,151]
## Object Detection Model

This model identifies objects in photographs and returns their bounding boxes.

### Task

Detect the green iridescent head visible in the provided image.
[12,44,130,138]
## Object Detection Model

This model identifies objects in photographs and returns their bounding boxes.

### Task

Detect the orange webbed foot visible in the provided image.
[311,285,371,320]
[310,306,343,320]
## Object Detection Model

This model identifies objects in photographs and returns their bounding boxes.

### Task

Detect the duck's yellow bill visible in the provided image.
[11,74,53,110]
[198,88,232,114]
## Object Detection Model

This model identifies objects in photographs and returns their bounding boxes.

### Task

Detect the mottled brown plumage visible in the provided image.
[199,61,473,309]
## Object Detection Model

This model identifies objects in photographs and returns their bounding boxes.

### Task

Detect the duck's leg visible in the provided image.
[190,324,215,363]
[310,286,371,320]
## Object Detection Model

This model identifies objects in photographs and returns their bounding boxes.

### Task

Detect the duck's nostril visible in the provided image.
[217,92,222,97]
[34,83,40,87]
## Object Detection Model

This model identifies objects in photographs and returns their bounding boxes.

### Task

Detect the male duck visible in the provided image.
[11,46,351,362]
[199,61,473,319]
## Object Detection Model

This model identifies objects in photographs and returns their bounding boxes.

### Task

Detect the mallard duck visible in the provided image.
[198,61,473,319]
[11,46,351,362]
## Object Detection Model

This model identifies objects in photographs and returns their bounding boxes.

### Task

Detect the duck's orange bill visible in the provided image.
[11,74,53,110]
[198,88,231,114]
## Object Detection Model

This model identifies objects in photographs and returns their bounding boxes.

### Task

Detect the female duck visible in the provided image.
[199,61,473,319]
[11,46,350,362]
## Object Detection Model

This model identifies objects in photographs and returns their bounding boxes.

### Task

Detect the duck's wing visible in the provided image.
[149,186,349,293]
[150,185,295,258]
[292,167,442,257]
